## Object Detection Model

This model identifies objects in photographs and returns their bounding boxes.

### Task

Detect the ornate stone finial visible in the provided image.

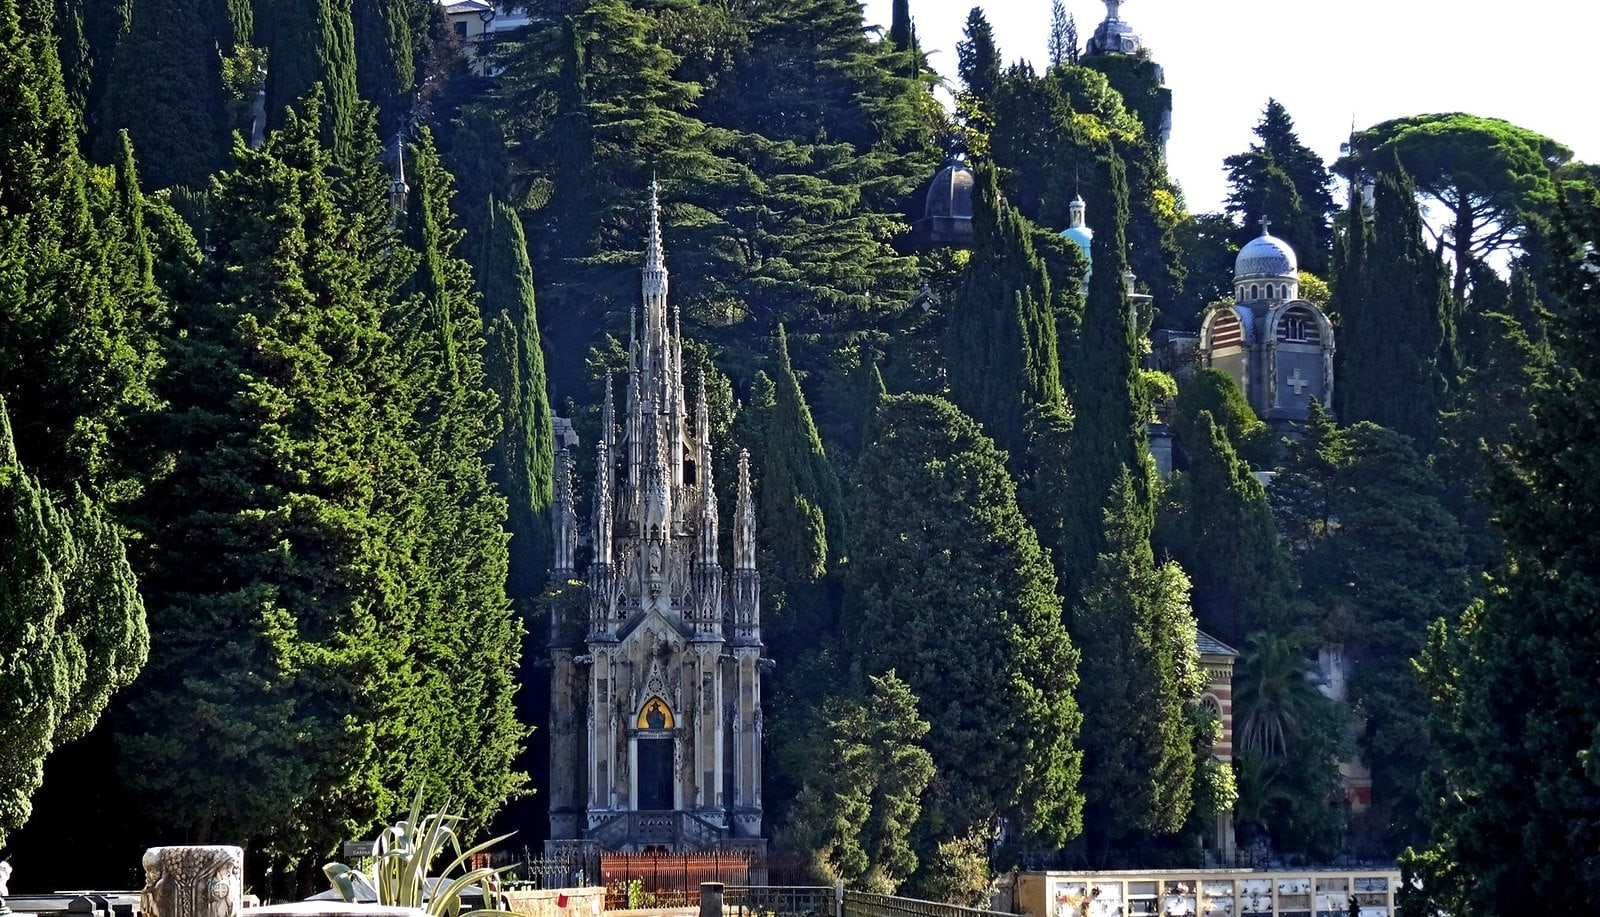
[1068,194,1087,228]
[1260,215,1273,236]
[141,846,243,917]
[643,181,668,301]
[593,439,613,561]
[601,373,615,448]
[734,449,756,571]
[1087,0,1141,54]
[553,448,578,575]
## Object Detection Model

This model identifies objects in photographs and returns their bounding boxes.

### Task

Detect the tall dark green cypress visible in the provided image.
[261,0,359,146]
[1059,146,1144,605]
[478,198,555,615]
[1075,469,1203,844]
[1333,162,1454,447]
[757,325,844,593]
[946,161,1062,458]
[0,398,147,848]
[353,0,418,137]
[121,92,424,881]
[1403,181,1600,915]
[390,129,526,822]
[1156,410,1294,644]
[90,0,236,188]
[848,394,1082,847]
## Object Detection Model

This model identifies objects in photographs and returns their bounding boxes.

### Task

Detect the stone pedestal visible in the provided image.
[141,847,243,917]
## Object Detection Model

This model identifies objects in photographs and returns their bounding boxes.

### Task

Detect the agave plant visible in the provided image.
[324,789,517,917]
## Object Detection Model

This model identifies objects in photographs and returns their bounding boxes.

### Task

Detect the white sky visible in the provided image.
[862,0,1600,216]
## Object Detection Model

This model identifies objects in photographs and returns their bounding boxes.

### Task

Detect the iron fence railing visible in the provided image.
[724,885,837,917]
[842,891,1011,917]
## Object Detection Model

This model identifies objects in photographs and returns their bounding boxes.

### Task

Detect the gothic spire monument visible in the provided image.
[547,184,766,854]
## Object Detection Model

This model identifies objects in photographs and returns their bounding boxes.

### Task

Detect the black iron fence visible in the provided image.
[724,885,836,917]
[842,891,1011,917]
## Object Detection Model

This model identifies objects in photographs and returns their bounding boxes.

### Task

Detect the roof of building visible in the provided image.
[925,155,974,221]
[1196,630,1239,658]
[1235,227,1298,280]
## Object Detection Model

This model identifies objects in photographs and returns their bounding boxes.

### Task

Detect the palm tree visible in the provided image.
[1233,633,1324,758]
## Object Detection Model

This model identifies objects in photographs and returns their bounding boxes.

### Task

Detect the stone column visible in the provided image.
[141,846,243,917]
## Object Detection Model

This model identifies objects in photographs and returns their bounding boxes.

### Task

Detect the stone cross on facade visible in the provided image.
[1287,367,1310,396]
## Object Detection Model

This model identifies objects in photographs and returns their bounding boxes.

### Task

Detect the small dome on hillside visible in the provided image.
[925,155,974,221]
[1235,226,1298,279]
[1059,195,1094,289]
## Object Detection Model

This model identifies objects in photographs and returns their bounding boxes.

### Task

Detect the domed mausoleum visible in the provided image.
[1200,222,1335,428]
[912,152,975,249]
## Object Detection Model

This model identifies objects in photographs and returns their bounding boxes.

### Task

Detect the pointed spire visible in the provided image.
[695,370,711,442]
[643,179,668,301]
[388,131,409,225]
[552,448,578,576]
[593,439,613,562]
[734,449,756,570]
[601,373,616,450]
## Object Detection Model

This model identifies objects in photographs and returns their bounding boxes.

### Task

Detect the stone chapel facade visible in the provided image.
[1200,226,1336,432]
[546,185,766,854]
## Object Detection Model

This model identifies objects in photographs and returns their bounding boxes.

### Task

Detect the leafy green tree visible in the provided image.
[1047,1,1076,68]
[785,671,935,893]
[1156,411,1293,645]
[353,0,420,136]
[955,7,999,106]
[1075,470,1204,844]
[0,0,165,499]
[1269,406,1468,850]
[1224,100,1335,275]
[1332,162,1455,447]
[120,95,521,884]
[1230,633,1347,855]
[1172,368,1272,467]
[1403,184,1600,912]
[847,394,1082,846]
[0,398,148,848]
[1346,113,1572,301]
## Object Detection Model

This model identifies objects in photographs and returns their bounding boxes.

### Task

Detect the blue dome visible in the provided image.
[1059,195,1093,285]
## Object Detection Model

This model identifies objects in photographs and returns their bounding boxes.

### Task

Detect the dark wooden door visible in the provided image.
[637,737,673,810]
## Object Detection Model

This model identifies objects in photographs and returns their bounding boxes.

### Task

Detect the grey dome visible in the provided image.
[1235,230,1298,279]
[925,157,974,220]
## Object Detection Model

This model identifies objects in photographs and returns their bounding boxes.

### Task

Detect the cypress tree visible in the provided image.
[0,397,146,848]
[261,0,360,145]
[390,129,526,820]
[1076,469,1204,844]
[477,199,555,616]
[1403,181,1600,914]
[90,0,236,188]
[353,0,417,136]
[120,93,426,879]
[945,161,1062,459]
[955,7,999,105]
[757,325,844,593]
[1156,410,1294,644]
[848,394,1082,846]
[1333,162,1454,447]
[1059,146,1145,606]
[888,0,911,52]
[1224,101,1335,275]
[0,0,164,496]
